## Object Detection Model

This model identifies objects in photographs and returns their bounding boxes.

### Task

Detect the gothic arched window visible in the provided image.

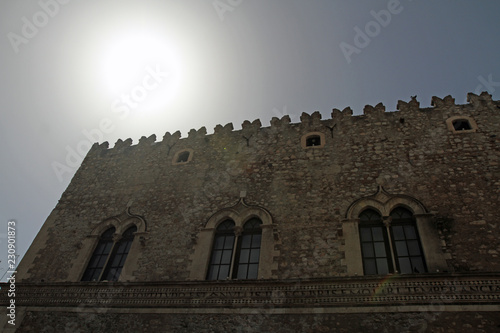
[206,218,263,280]
[233,218,262,279]
[81,225,137,282]
[206,220,236,280]
[359,209,393,275]
[81,227,115,282]
[101,226,137,281]
[390,207,427,274]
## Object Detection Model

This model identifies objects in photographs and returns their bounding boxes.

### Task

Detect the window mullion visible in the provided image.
[383,217,397,274]
[228,234,239,279]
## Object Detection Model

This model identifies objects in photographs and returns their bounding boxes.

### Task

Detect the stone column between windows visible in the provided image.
[383,216,398,273]
[228,226,243,278]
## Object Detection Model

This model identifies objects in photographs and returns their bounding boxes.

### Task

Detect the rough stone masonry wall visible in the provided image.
[18,92,500,282]
[16,310,500,333]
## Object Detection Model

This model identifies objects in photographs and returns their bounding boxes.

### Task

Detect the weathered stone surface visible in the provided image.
[5,93,500,331]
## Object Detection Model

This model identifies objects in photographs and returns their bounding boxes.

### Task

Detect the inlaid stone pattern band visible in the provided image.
[2,275,499,308]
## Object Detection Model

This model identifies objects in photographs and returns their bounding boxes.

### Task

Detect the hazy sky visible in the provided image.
[0,0,499,280]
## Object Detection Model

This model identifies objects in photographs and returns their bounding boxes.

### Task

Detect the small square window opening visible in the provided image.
[306,135,321,147]
[452,119,472,131]
[177,151,190,163]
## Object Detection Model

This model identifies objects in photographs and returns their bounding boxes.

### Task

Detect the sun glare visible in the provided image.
[99,31,182,108]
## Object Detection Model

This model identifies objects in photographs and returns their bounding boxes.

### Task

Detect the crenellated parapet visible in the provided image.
[188,127,207,139]
[431,95,455,109]
[467,91,494,108]
[363,103,386,115]
[331,107,353,119]
[86,92,498,158]
[397,96,420,112]
[270,115,291,129]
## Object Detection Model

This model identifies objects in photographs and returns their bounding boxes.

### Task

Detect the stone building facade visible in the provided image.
[1,92,499,332]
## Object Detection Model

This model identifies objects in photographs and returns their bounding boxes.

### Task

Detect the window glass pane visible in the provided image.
[217,220,235,231]
[239,249,250,263]
[251,234,262,247]
[111,254,122,267]
[223,235,235,249]
[247,264,259,279]
[218,265,230,279]
[119,255,128,267]
[206,266,218,281]
[87,256,99,268]
[372,227,384,241]
[244,219,262,230]
[249,249,260,263]
[411,257,425,273]
[392,226,404,240]
[364,259,377,275]
[407,240,421,256]
[125,240,133,252]
[376,258,389,275]
[241,234,252,248]
[104,268,118,281]
[211,250,222,264]
[374,242,387,257]
[395,241,408,256]
[404,226,417,239]
[97,255,108,268]
[236,265,248,279]
[359,209,381,222]
[360,228,372,242]
[221,249,233,264]
[399,257,412,274]
[214,236,225,250]
[116,242,127,253]
[362,243,374,258]
[86,270,99,282]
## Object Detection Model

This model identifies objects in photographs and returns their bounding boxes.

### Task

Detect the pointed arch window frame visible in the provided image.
[342,187,448,276]
[189,200,277,281]
[70,210,147,282]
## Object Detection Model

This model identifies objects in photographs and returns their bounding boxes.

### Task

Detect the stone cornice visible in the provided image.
[1,273,499,310]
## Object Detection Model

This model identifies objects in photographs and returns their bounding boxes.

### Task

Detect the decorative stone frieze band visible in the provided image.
[2,274,499,310]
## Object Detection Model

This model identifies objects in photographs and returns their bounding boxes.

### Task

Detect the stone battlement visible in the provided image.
[87,92,498,156]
